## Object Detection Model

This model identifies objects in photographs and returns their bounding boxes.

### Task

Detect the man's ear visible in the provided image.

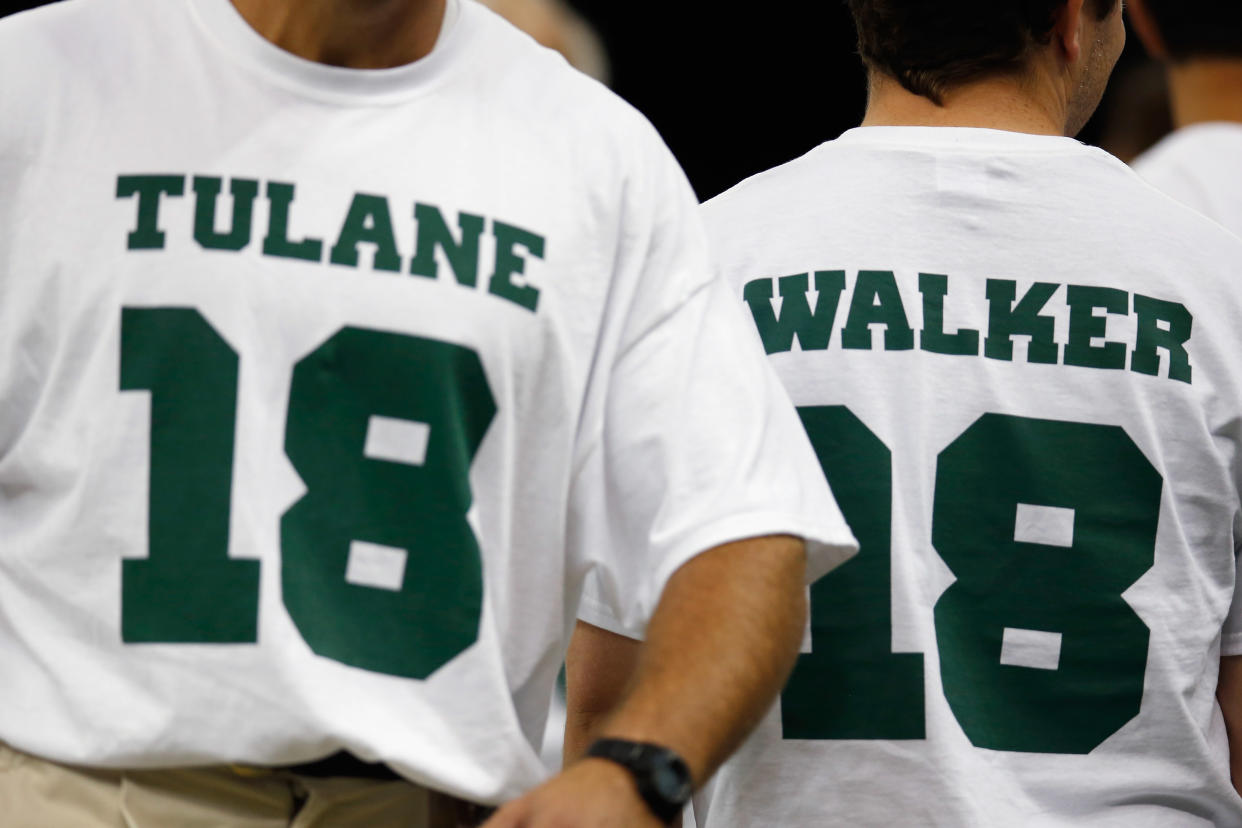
[1127,0,1170,60]
[1053,0,1088,64]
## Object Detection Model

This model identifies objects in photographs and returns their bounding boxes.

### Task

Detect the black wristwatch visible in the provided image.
[586,738,693,824]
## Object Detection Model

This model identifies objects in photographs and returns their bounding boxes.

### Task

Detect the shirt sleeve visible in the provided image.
[570,129,857,640]
[1223,536,1242,656]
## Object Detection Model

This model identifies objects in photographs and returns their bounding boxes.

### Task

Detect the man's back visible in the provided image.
[698,126,1242,826]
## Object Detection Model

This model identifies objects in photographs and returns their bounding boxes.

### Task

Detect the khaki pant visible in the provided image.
[0,743,479,827]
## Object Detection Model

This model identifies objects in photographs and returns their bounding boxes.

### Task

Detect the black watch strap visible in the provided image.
[586,738,693,824]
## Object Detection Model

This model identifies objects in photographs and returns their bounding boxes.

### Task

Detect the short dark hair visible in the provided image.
[1142,0,1242,61]
[847,0,1119,104]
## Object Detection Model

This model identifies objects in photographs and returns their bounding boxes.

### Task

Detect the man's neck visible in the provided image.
[1167,59,1242,129]
[230,0,447,69]
[860,73,1067,137]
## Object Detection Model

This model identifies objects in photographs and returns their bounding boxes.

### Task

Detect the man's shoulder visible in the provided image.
[697,129,1242,297]
[0,0,131,154]
[457,0,682,207]
[0,0,131,62]
[464,1,650,141]
[703,141,839,218]
[698,140,855,259]
[0,0,83,35]
[0,0,147,119]
[700,129,1237,242]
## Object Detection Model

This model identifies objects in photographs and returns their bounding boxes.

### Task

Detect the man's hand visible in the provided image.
[480,758,664,828]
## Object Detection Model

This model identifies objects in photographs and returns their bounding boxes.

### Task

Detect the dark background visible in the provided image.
[567,1,867,200]
[6,1,1159,200]
[566,2,1157,199]
[568,1,869,198]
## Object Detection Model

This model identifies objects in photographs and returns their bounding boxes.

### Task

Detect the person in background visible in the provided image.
[1129,0,1242,233]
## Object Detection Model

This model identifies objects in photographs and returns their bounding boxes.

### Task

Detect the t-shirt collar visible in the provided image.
[185,0,467,105]
[836,125,1086,153]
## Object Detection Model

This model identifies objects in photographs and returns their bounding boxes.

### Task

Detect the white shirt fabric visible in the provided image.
[693,127,1242,827]
[0,0,855,804]
[1133,122,1242,237]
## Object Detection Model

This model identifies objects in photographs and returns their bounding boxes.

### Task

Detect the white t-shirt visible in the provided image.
[0,0,855,804]
[693,127,1242,827]
[1133,123,1242,237]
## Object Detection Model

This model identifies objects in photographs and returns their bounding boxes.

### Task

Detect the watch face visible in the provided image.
[652,760,692,803]
[586,739,693,819]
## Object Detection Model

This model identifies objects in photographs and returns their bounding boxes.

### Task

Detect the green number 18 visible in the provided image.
[782,406,1161,755]
[120,307,496,680]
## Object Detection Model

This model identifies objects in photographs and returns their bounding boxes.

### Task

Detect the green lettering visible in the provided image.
[120,308,257,643]
[488,221,543,312]
[410,203,485,286]
[919,273,980,356]
[193,177,258,252]
[1064,285,1128,370]
[842,270,915,351]
[1132,294,1193,384]
[329,193,402,272]
[116,175,186,250]
[742,271,846,354]
[262,182,324,263]
[984,280,1060,364]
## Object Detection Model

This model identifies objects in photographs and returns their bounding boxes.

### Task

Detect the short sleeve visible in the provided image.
[569,130,857,640]
[1223,537,1242,657]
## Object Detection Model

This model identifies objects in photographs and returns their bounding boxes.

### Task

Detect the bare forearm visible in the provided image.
[564,621,639,764]
[1219,655,1242,794]
[590,534,807,785]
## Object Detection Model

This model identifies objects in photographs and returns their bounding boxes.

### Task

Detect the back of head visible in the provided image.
[1141,0,1242,61]
[847,0,1118,103]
